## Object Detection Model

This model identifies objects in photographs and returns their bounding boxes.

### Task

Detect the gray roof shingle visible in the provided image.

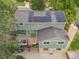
[37,26,69,41]
[15,9,29,23]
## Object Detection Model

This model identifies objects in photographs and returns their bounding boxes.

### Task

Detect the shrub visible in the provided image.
[0,40,20,59]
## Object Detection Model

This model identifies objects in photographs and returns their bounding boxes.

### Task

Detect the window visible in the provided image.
[20,40,26,44]
[56,48,61,50]
[44,42,49,44]
[58,42,64,44]
[16,30,26,34]
[22,40,26,43]
[43,48,48,50]
[20,23,23,25]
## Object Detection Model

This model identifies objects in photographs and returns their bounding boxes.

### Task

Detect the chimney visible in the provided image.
[65,23,78,51]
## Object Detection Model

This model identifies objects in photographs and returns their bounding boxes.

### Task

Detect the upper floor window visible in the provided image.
[20,40,26,44]
[20,23,23,25]
[58,42,64,44]
[22,40,26,43]
[43,48,48,50]
[16,30,26,34]
[56,48,61,50]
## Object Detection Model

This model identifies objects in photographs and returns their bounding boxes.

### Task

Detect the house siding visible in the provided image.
[16,22,66,31]
[39,39,68,48]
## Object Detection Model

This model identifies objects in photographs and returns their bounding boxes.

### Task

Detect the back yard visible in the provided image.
[70,31,79,50]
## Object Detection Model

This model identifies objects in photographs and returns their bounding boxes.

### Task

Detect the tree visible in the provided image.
[30,0,45,10]
[0,0,19,59]
[74,0,79,7]
[0,0,17,41]
[46,0,78,30]
[0,40,19,59]
[46,0,79,50]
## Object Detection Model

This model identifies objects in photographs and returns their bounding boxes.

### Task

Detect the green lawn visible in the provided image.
[17,0,25,6]
[70,8,79,51]
[18,2,25,6]
[70,31,79,51]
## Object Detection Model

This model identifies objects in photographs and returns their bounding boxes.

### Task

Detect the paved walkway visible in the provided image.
[25,2,30,9]
[16,49,67,59]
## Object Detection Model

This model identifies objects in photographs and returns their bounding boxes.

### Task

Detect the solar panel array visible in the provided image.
[29,11,66,22]
[15,9,67,23]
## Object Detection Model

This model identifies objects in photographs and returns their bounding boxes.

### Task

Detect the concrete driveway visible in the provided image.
[16,50,67,59]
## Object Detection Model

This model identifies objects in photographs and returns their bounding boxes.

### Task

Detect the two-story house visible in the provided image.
[14,8,69,53]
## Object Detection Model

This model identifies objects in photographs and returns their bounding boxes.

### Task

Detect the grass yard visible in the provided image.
[70,31,79,51]
[17,0,25,6]
[18,2,25,6]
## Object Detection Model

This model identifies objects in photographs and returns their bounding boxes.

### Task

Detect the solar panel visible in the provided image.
[29,17,51,22]
[55,11,64,17]
[56,17,66,22]
[55,11,66,22]
[28,11,67,22]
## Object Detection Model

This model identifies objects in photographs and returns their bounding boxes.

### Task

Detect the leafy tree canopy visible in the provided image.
[0,40,19,59]
[30,0,78,29]
[46,0,78,30]
[0,0,16,34]
[30,0,45,10]
[0,0,19,59]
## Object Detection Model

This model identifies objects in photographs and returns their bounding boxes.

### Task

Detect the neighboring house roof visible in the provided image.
[37,26,69,42]
[15,9,67,23]
[67,51,79,59]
